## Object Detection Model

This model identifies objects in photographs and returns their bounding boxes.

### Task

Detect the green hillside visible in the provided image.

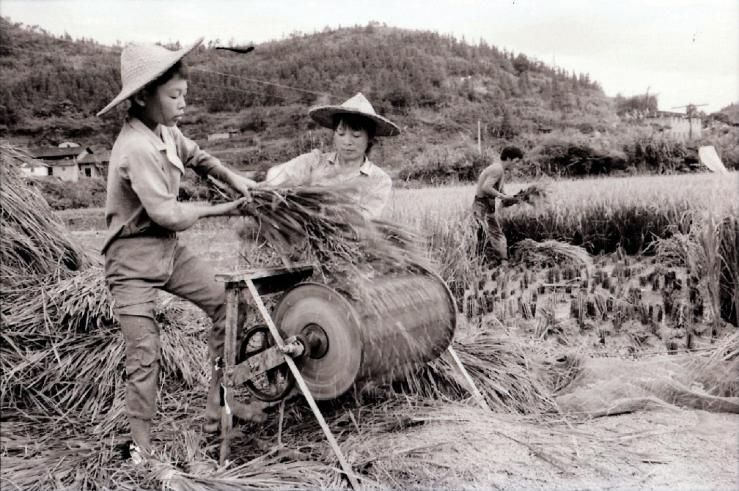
[2,17,736,188]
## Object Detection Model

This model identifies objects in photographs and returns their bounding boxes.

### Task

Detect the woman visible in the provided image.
[264,92,400,219]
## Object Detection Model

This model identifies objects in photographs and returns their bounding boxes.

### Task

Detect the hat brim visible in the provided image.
[96,37,204,117]
[308,106,400,137]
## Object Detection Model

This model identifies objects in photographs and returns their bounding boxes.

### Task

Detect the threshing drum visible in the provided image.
[272,271,457,400]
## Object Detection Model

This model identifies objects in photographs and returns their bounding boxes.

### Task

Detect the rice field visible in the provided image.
[388,171,738,253]
[3,140,738,491]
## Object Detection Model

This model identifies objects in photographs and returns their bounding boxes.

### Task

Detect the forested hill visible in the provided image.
[0,17,617,168]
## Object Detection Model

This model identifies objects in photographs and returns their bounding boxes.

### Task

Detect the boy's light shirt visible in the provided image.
[265,149,392,219]
[102,117,225,253]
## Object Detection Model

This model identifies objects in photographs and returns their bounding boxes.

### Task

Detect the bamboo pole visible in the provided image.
[447,346,490,412]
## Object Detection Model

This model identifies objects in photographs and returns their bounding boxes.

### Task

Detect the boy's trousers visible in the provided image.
[105,234,232,421]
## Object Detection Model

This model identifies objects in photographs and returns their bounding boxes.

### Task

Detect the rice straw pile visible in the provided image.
[0,144,89,299]
[1,267,208,417]
[0,146,206,417]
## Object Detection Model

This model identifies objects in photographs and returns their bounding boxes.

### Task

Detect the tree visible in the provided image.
[512,53,530,74]
[500,106,517,139]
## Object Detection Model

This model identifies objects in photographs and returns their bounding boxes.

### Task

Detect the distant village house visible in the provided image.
[646,111,703,141]
[25,143,110,182]
[207,128,240,142]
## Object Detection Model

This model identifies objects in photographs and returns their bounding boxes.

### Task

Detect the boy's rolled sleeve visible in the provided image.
[121,147,189,230]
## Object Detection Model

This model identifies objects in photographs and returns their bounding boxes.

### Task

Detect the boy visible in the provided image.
[97,38,260,459]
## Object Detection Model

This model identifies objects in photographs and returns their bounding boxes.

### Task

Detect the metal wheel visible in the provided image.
[237,324,295,402]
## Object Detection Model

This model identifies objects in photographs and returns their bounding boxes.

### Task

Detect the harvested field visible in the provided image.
[3,145,738,491]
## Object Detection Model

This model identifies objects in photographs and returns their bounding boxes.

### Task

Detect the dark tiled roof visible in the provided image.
[28,147,83,159]
[78,151,111,164]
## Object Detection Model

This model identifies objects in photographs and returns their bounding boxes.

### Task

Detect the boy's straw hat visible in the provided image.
[96,37,204,117]
[308,93,400,137]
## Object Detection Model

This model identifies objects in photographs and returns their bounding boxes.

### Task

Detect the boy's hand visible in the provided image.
[207,197,249,217]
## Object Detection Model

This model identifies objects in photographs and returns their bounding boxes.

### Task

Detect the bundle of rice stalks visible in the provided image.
[235,185,368,265]
[513,182,549,206]
[400,329,556,414]
[512,238,593,275]
[652,230,697,268]
[211,178,429,278]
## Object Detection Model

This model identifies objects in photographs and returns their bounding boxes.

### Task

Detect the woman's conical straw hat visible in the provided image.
[308,93,400,137]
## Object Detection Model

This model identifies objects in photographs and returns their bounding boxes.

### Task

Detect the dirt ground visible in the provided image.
[359,406,738,491]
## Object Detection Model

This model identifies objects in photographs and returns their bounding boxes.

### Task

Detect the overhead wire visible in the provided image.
[190,67,341,100]
[189,80,291,100]
[5,46,346,102]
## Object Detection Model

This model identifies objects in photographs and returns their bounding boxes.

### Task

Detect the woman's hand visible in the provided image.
[229,175,257,199]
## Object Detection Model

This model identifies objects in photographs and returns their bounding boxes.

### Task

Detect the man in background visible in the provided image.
[473,146,524,263]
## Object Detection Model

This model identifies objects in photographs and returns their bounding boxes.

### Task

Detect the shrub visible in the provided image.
[397,145,493,185]
[529,133,627,177]
[623,134,688,173]
[699,127,739,170]
[30,176,106,210]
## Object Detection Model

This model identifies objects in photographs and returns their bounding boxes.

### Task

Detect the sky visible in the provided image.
[2,0,737,113]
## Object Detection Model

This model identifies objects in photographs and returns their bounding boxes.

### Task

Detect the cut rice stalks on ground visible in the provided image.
[689,331,739,398]
[404,329,557,414]
[257,398,640,490]
[513,238,594,275]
